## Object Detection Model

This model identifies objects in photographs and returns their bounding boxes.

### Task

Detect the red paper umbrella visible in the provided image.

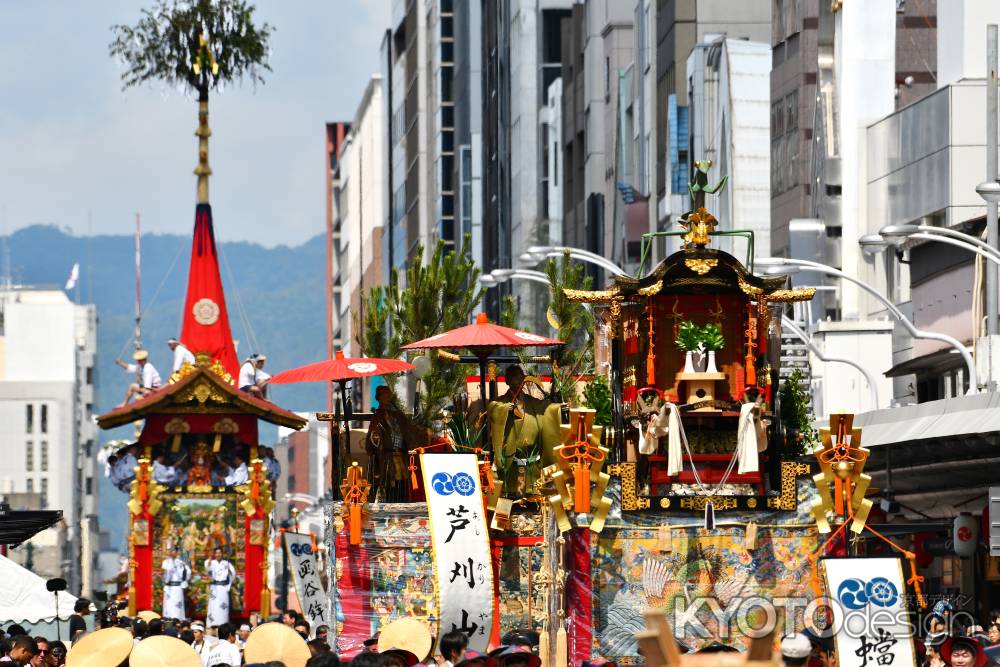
[401,312,563,351]
[401,313,562,403]
[269,350,415,384]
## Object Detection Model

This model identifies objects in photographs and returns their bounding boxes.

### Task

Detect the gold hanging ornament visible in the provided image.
[544,409,612,533]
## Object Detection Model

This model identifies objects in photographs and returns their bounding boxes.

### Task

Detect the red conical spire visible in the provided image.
[180,203,240,379]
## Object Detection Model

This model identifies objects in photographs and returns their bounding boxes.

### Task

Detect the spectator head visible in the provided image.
[148,618,164,636]
[439,630,469,663]
[48,640,67,665]
[988,623,1000,645]
[9,635,38,663]
[780,633,812,667]
[306,653,341,667]
[307,638,331,656]
[239,624,252,641]
[282,610,299,626]
[191,622,205,641]
[315,625,329,640]
[217,623,235,642]
[179,629,195,645]
[350,654,381,667]
[294,618,311,639]
[213,547,223,560]
[73,598,91,616]
[6,624,27,637]
[132,619,148,638]
[32,636,49,666]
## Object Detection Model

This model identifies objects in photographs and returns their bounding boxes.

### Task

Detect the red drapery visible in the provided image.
[335,529,372,657]
[565,528,592,665]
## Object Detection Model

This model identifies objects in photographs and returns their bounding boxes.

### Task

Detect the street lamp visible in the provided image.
[877,224,1000,263]
[520,245,628,277]
[757,257,978,393]
[479,269,552,289]
[780,316,880,410]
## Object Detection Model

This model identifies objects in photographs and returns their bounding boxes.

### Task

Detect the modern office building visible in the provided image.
[0,287,98,595]
[326,120,350,410]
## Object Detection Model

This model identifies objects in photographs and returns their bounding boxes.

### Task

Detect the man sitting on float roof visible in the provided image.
[167,336,195,372]
[238,353,270,398]
[115,349,162,406]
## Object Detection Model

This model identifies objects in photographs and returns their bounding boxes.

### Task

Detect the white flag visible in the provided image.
[64,263,79,290]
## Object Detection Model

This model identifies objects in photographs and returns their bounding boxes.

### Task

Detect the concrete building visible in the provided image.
[326,121,350,410]
[275,415,331,522]
[655,0,770,262]
[482,0,571,323]
[0,287,98,595]
[382,0,436,280]
[685,36,772,258]
[559,1,633,283]
[338,76,386,411]
[453,0,484,271]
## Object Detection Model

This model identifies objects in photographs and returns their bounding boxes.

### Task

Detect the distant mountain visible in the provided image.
[5,223,329,548]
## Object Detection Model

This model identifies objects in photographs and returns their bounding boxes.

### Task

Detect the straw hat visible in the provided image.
[243,622,311,667]
[130,635,203,667]
[133,350,149,361]
[137,609,161,622]
[67,627,134,667]
[377,617,433,663]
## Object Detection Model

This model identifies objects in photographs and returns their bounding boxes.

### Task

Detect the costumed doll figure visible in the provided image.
[204,546,236,627]
[161,547,190,620]
[188,442,214,487]
[366,385,413,502]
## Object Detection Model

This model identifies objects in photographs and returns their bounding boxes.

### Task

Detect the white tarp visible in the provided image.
[421,453,494,653]
[0,554,78,623]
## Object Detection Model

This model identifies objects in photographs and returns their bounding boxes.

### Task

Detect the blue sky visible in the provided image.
[0,1,389,247]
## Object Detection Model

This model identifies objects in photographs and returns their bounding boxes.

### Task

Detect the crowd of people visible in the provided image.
[106,443,281,492]
[3,600,999,666]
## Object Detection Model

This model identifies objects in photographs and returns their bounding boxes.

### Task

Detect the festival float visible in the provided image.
[96,62,307,619]
[322,167,908,664]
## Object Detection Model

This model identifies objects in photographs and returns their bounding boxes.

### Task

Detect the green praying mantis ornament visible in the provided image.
[687,159,728,210]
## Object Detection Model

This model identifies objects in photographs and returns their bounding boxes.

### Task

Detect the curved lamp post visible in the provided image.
[758,257,978,393]
[875,224,1000,264]
[780,316,880,410]
[519,245,628,277]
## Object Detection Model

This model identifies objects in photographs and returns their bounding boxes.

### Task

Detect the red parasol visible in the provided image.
[269,350,415,384]
[401,312,563,402]
[401,312,563,350]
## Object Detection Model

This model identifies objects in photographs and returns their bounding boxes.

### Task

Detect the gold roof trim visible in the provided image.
[637,280,663,296]
[768,287,817,302]
[737,276,764,296]
[563,286,620,303]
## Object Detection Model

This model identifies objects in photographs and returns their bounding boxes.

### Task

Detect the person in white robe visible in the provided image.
[168,337,196,372]
[204,547,236,628]
[161,548,190,619]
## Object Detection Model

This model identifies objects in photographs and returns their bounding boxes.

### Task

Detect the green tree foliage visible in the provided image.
[545,251,595,405]
[778,368,817,458]
[109,0,273,101]
[582,375,613,426]
[357,236,483,427]
[499,294,519,329]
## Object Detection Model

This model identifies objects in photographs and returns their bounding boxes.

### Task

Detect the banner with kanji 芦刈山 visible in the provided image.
[421,453,495,653]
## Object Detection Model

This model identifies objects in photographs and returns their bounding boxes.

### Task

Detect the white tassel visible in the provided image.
[665,403,687,476]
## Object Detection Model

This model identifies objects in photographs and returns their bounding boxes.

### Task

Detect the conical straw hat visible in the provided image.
[130,635,203,667]
[378,617,433,662]
[137,610,161,622]
[67,627,133,667]
[243,622,311,667]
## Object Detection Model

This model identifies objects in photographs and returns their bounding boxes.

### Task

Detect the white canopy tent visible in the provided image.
[0,554,78,624]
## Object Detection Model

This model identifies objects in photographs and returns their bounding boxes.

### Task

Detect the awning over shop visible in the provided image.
[850,392,1000,447]
[0,508,62,546]
[883,348,965,378]
[818,394,1000,519]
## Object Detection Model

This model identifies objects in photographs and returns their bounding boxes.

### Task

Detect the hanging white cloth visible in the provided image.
[204,558,236,627]
[736,403,760,474]
[663,403,687,476]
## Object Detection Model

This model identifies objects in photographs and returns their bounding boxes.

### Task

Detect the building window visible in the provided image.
[85,476,93,495]
[25,441,33,471]
[288,474,297,490]
[40,404,48,434]
[26,404,33,433]
[40,478,48,508]
[26,479,33,493]
[605,57,611,97]
[288,447,295,462]
[40,441,48,472]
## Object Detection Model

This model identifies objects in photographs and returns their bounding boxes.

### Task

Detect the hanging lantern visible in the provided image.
[953,512,979,558]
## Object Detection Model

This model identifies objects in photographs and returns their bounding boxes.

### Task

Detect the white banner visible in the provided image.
[823,558,917,667]
[421,453,494,653]
[284,532,329,628]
